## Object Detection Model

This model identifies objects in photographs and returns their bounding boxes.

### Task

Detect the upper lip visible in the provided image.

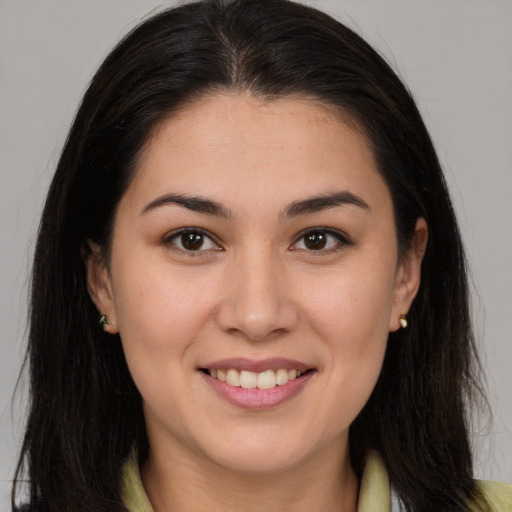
[200,358,312,373]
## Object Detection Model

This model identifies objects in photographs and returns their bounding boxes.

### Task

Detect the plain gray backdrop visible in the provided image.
[1,0,511,506]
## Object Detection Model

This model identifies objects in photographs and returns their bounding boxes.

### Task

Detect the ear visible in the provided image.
[389,218,428,332]
[82,241,118,334]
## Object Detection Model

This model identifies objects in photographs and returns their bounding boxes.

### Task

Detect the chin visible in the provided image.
[197,425,327,476]
[208,445,305,475]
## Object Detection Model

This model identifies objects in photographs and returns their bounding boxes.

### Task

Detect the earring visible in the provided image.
[99,314,109,330]
[399,314,408,329]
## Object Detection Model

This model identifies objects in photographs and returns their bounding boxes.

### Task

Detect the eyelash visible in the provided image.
[290,227,352,254]
[162,227,352,256]
[163,228,222,257]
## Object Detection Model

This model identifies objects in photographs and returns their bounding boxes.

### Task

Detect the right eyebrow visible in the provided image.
[140,193,232,219]
[282,190,370,218]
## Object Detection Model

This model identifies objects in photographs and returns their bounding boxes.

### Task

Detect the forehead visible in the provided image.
[124,92,391,215]
[144,92,368,163]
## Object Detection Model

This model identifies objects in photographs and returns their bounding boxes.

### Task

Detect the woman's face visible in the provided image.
[88,93,424,475]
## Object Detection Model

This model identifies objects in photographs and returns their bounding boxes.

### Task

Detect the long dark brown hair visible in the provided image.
[13,1,488,510]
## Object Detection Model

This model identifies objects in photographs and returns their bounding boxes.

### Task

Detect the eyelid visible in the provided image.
[161,226,351,254]
[290,227,352,251]
[163,227,223,253]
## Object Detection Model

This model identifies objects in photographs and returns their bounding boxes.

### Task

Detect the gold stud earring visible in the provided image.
[399,314,408,329]
[99,314,110,330]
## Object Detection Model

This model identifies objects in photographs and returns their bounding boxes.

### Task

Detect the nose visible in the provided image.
[215,247,299,342]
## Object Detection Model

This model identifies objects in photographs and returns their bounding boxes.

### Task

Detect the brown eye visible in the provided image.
[181,232,204,250]
[166,229,220,252]
[291,228,349,253]
[304,232,327,250]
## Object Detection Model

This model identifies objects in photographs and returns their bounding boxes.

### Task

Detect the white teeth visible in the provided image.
[208,368,307,389]
[257,370,277,389]
[240,370,258,389]
[276,368,288,386]
[226,369,240,387]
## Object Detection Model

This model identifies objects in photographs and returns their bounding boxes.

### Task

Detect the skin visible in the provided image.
[87,93,427,512]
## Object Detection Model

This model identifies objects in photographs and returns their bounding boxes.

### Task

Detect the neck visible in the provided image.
[141,439,358,512]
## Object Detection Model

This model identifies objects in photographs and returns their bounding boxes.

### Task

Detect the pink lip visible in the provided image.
[201,368,315,411]
[202,357,311,373]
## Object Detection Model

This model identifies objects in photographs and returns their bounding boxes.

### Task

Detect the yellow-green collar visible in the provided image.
[121,451,512,511]
[121,451,391,512]
[121,452,154,512]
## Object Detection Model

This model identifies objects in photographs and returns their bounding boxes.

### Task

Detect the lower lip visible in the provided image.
[202,371,315,410]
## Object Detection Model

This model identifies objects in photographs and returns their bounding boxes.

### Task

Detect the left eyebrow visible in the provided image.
[140,193,232,218]
[282,191,370,218]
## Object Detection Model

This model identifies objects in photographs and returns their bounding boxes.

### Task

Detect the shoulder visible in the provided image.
[475,479,512,511]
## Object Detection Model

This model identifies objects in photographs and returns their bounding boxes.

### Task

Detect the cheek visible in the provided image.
[108,262,219,426]
[109,256,219,364]
[303,262,396,346]
[299,261,394,422]
[312,280,390,376]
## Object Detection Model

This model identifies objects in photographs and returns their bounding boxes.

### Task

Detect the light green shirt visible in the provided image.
[121,451,512,511]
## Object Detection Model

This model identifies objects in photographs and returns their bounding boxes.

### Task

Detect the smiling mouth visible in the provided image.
[201,368,310,390]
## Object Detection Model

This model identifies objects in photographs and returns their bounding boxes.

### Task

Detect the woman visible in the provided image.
[11,0,511,511]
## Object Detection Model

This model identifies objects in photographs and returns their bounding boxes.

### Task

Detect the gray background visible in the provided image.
[1,0,511,506]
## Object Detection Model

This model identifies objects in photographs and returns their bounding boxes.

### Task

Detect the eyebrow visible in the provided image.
[140,190,369,219]
[282,191,369,217]
[140,193,232,218]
